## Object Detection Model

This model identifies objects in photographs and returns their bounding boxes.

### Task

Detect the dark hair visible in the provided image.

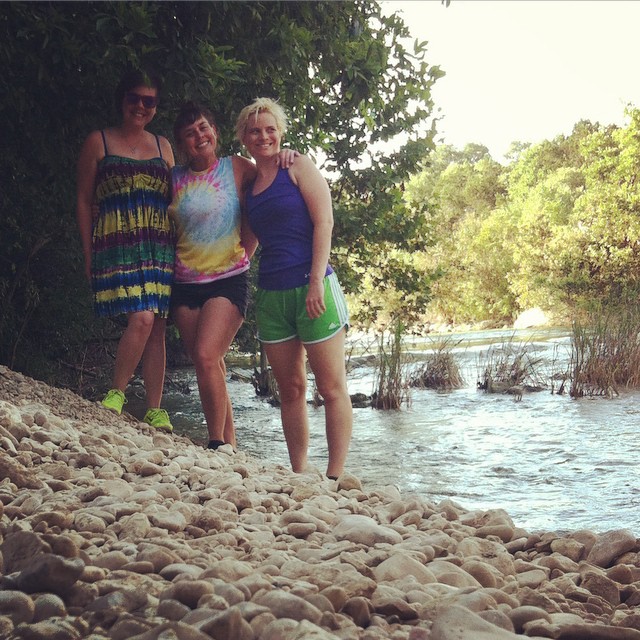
[114,69,162,112]
[173,101,217,143]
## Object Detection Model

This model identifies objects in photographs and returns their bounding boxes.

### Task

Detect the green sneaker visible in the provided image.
[101,389,126,415]
[143,408,173,432]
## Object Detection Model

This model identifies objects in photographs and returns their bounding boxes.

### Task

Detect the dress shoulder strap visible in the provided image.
[155,135,163,159]
[100,130,109,155]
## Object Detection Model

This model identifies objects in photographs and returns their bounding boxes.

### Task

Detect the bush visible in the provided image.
[410,337,464,390]
[371,320,411,410]
[570,307,640,397]
[477,334,547,395]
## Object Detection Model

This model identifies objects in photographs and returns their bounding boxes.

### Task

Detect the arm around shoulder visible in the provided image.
[232,155,257,197]
[233,156,259,257]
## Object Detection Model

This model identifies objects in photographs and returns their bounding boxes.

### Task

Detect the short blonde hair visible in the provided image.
[235,97,288,143]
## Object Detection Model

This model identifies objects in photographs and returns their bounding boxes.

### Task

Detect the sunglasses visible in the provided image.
[125,92,159,109]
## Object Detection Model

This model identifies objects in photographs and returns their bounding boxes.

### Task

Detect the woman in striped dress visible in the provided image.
[76,69,175,431]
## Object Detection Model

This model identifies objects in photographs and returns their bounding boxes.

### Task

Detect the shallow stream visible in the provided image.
[132,328,640,536]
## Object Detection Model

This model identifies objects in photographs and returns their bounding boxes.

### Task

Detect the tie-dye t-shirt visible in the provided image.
[169,156,249,283]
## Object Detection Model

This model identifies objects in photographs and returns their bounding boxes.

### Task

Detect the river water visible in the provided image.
[136,328,640,536]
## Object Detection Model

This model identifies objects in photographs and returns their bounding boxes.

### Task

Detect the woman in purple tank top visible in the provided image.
[237,98,353,480]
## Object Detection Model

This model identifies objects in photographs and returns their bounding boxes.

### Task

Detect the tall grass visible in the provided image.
[371,320,411,410]
[476,334,548,394]
[569,308,640,397]
[252,348,281,406]
[410,336,465,391]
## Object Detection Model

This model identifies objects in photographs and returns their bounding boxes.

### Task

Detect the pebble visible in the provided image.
[0,363,639,639]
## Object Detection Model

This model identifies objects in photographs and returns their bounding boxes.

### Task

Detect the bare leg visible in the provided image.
[112,310,155,392]
[219,359,237,448]
[264,339,309,473]
[173,299,242,444]
[142,315,167,408]
[305,329,352,478]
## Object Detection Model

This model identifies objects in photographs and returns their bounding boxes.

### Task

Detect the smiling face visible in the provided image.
[121,84,158,127]
[177,116,218,169]
[242,111,282,160]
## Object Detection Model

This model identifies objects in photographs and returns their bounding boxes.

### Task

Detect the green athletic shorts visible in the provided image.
[256,272,350,344]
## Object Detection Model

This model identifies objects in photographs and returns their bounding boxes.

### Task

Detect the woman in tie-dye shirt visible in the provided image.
[169,102,294,451]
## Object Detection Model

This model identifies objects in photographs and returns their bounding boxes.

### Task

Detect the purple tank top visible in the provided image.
[246,168,332,290]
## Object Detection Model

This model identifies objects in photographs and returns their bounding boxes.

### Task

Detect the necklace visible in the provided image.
[120,129,145,155]
[127,136,144,155]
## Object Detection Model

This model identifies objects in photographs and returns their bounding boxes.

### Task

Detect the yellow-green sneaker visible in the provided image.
[143,408,173,433]
[101,389,126,414]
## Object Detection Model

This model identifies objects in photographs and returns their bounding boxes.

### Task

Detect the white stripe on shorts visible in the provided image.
[327,272,350,327]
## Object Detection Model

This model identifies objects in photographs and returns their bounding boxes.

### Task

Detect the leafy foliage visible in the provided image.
[405,144,509,324]
[405,112,640,326]
[0,1,440,382]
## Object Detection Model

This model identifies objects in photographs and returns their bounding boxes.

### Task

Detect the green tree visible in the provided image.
[405,144,508,323]
[505,126,591,204]
[562,111,640,308]
[509,166,585,312]
[402,115,639,328]
[0,1,441,383]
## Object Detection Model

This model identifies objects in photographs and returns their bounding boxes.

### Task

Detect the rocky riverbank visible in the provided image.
[0,364,639,640]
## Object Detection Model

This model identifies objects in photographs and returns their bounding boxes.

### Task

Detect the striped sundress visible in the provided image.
[91,132,174,318]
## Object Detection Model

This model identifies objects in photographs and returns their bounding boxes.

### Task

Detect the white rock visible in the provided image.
[332,514,403,545]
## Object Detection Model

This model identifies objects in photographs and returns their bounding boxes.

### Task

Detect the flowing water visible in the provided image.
[132,328,640,536]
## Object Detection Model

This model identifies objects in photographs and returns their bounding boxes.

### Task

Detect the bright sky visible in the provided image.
[383,0,640,162]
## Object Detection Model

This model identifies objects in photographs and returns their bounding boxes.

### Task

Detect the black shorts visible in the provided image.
[170,272,250,317]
